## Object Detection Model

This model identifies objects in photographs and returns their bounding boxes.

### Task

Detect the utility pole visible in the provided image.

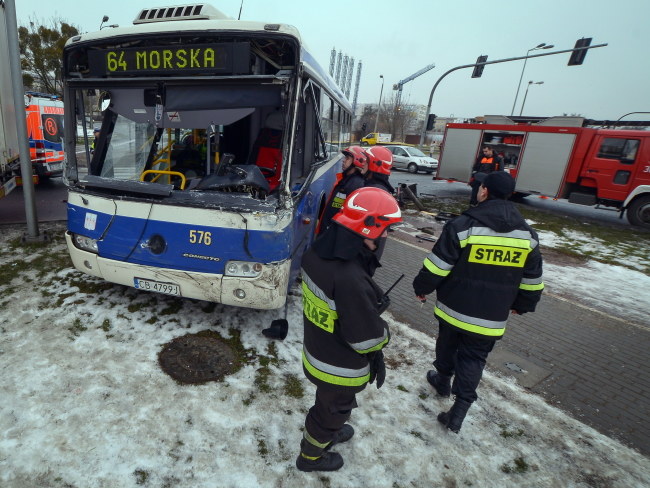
[351,60,362,115]
[4,0,43,240]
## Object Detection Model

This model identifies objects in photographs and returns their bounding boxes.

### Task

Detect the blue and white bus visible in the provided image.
[62,3,352,310]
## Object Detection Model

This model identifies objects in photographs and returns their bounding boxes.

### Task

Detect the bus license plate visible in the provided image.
[134,278,180,296]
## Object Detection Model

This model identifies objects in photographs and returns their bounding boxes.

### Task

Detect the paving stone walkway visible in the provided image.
[374,234,650,457]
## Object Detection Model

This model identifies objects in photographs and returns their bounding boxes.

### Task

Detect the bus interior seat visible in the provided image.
[247,110,283,191]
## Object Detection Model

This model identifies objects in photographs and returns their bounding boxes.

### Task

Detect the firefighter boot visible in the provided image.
[324,424,354,451]
[437,398,472,433]
[296,442,344,472]
[426,370,452,397]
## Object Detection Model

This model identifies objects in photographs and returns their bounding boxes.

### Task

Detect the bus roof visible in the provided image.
[66,17,302,48]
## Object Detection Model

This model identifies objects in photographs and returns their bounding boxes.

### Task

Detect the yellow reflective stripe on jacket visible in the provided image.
[460,234,534,250]
[331,192,346,209]
[349,329,389,354]
[423,255,452,277]
[520,276,545,291]
[458,227,537,249]
[434,303,506,337]
[302,281,338,333]
[302,349,370,387]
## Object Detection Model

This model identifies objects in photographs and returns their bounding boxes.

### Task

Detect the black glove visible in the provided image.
[376,295,390,315]
[367,351,386,389]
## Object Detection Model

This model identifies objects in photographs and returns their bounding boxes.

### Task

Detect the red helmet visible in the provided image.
[332,187,402,239]
[342,146,367,169]
[364,146,393,175]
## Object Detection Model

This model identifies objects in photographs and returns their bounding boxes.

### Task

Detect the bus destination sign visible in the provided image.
[87,42,250,76]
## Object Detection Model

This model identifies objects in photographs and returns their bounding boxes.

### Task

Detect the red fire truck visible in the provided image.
[437,115,650,228]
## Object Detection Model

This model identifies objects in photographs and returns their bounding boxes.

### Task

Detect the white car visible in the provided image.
[385,145,439,174]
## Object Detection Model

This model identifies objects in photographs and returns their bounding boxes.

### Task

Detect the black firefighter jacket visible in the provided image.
[301,247,390,393]
[413,199,544,339]
[319,171,365,232]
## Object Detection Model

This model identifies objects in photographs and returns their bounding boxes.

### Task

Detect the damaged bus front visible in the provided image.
[62,4,352,309]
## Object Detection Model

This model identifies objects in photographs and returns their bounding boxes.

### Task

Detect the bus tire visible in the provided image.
[626,195,650,228]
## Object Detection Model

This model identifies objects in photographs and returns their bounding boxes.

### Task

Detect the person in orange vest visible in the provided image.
[469,146,503,206]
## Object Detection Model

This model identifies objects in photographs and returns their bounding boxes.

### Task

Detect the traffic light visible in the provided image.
[426,114,437,131]
[568,37,592,66]
[471,55,488,78]
[361,122,367,132]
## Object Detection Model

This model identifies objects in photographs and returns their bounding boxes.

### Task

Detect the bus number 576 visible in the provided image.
[189,230,212,245]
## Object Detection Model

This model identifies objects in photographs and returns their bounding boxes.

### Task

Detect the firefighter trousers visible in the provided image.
[433,319,496,404]
[301,387,358,458]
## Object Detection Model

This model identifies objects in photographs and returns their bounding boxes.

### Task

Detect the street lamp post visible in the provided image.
[519,81,544,116]
[510,43,553,116]
[373,75,384,134]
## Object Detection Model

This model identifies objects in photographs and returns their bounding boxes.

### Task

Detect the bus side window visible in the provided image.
[290,99,306,185]
[290,80,327,187]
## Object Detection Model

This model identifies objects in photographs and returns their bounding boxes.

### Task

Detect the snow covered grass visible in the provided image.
[519,209,649,275]
[411,196,650,275]
[1,222,649,487]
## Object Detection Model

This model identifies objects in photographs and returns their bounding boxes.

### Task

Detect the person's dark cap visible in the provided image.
[480,171,516,199]
[93,128,100,133]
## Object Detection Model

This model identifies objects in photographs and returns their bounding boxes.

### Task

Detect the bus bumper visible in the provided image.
[65,232,290,310]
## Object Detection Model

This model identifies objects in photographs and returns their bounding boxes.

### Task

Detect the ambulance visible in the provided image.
[25,91,65,179]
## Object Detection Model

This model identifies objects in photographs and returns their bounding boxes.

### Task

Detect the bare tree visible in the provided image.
[18,17,79,97]
[383,93,421,141]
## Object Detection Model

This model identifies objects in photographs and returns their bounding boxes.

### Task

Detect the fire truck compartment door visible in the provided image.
[515,132,576,197]
[439,128,483,181]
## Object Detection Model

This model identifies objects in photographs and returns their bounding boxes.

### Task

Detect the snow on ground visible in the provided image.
[1,222,649,487]
[533,225,650,327]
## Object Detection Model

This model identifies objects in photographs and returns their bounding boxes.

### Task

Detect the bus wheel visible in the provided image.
[626,195,650,228]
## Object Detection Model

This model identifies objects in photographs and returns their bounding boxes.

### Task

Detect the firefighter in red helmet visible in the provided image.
[318,146,367,233]
[363,145,395,194]
[297,187,402,472]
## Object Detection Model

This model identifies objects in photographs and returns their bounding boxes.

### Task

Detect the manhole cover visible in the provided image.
[159,333,238,384]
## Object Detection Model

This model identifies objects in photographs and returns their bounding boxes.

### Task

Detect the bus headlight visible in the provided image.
[72,233,98,253]
[224,261,263,278]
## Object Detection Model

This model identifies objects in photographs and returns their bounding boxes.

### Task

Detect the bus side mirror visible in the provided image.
[99,91,112,112]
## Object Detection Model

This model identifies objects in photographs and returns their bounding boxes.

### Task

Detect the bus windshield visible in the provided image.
[73,82,286,198]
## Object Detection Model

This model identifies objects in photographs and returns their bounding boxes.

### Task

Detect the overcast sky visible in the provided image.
[15,0,650,120]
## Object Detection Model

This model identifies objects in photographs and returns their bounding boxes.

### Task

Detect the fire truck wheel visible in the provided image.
[626,195,650,228]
